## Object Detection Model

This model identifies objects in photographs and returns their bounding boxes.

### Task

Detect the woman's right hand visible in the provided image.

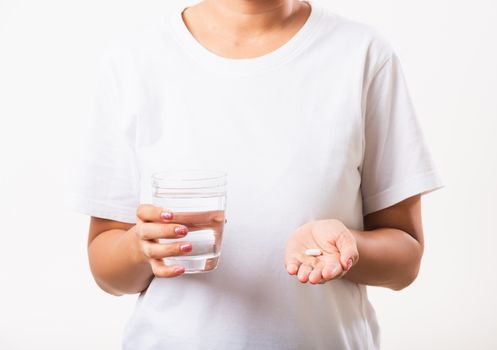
[133,204,193,278]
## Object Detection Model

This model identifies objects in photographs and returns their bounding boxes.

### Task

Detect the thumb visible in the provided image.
[336,231,359,271]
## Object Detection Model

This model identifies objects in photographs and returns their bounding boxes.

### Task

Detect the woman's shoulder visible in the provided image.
[317,4,396,65]
[98,18,175,71]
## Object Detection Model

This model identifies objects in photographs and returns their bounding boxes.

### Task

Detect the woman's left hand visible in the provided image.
[285,219,359,284]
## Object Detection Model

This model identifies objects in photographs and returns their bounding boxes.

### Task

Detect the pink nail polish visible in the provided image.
[161,212,173,220]
[180,243,192,252]
[174,266,185,274]
[175,226,188,236]
[347,258,353,270]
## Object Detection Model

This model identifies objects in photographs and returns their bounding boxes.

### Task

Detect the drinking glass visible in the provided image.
[152,170,227,273]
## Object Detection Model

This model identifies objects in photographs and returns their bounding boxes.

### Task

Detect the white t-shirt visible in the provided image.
[71,1,442,349]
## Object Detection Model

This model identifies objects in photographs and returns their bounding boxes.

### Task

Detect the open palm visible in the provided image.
[285,219,359,284]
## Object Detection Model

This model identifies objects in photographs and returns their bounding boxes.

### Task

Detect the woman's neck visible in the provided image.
[181,0,311,58]
[195,0,305,38]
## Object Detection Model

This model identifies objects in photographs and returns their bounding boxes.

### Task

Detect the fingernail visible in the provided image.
[347,258,353,270]
[174,266,185,274]
[161,212,173,220]
[175,226,188,236]
[180,243,192,252]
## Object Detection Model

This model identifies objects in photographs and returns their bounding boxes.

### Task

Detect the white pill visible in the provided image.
[305,248,322,256]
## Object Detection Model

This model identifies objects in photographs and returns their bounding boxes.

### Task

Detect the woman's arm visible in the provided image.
[87,218,153,296]
[344,195,424,290]
[88,205,199,296]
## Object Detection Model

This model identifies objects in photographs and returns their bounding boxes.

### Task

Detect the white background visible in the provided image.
[0,0,496,349]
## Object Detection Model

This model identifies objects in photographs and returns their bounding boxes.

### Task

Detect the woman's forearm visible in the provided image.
[343,228,423,290]
[88,227,153,296]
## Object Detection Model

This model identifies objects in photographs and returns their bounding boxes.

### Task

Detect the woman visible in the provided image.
[73,0,442,348]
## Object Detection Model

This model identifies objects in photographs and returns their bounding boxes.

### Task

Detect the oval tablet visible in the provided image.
[305,248,322,256]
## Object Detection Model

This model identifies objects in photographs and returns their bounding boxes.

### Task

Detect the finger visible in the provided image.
[137,222,188,240]
[175,211,225,228]
[285,256,300,275]
[308,266,324,284]
[142,241,193,259]
[336,232,359,271]
[322,262,342,280]
[136,204,170,222]
[136,204,225,227]
[295,252,320,266]
[286,252,319,274]
[149,258,185,278]
[297,264,313,283]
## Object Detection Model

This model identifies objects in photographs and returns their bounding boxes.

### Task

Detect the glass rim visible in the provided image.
[152,169,227,190]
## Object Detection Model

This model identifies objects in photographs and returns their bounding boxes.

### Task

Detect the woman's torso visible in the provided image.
[115,2,391,348]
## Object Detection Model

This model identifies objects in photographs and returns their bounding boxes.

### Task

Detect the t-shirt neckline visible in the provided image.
[168,0,324,75]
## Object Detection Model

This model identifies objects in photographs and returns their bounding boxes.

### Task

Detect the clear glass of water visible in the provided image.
[151,170,227,273]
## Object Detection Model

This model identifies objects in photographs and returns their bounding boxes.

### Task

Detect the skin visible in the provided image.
[88,207,225,295]
[182,0,312,59]
[285,195,424,290]
[87,0,425,295]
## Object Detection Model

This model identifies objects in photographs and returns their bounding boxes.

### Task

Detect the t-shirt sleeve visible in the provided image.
[69,48,140,223]
[360,52,443,216]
